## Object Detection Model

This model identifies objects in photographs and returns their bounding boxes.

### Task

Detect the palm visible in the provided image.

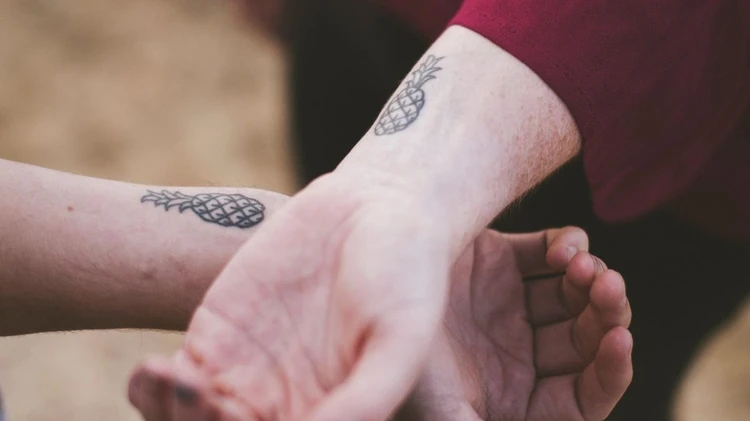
[127,180,630,421]
[129,182,454,421]
[398,229,632,421]
[441,231,535,420]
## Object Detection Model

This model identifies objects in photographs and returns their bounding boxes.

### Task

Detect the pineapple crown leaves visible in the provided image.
[141,190,195,212]
[407,55,444,89]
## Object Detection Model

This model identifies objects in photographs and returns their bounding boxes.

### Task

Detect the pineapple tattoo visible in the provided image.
[374,55,445,136]
[141,190,265,229]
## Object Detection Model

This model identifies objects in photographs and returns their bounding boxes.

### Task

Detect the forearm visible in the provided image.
[335,26,580,251]
[0,159,286,336]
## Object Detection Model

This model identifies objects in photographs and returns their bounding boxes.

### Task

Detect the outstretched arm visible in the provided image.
[0,159,286,336]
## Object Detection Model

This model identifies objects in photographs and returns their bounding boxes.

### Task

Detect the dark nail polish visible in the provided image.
[175,385,198,405]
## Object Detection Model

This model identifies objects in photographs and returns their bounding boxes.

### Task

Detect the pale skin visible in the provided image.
[128,25,612,421]
[0,158,286,336]
[0,159,631,420]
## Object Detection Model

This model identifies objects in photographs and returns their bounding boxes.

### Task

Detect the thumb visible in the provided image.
[308,311,439,421]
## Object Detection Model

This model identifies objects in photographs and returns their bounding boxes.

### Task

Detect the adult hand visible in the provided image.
[128,199,631,421]
[129,22,588,420]
[129,175,456,421]
[397,227,632,421]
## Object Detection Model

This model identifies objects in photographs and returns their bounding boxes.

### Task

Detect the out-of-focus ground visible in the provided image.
[0,0,746,420]
[674,298,750,421]
[0,0,291,419]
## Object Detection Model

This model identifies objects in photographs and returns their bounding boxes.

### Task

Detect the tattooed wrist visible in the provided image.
[374,55,445,136]
[141,190,265,229]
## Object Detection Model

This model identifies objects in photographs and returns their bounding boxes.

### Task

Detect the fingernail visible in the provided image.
[174,385,198,405]
[566,246,577,261]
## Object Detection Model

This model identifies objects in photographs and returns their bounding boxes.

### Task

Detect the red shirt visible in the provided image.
[375,0,750,241]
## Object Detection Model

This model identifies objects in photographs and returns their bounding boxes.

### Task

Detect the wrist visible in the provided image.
[116,185,286,331]
[304,170,466,257]
[332,124,506,247]
[326,26,580,250]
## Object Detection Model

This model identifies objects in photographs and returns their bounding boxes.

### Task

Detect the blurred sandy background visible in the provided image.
[0,0,291,419]
[0,0,746,419]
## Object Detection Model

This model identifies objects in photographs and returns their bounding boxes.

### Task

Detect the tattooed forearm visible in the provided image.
[373,55,444,136]
[141,190,265,229]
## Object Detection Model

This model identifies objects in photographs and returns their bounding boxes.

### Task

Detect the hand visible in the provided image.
[128,175,457,421]
[396,227,632,421]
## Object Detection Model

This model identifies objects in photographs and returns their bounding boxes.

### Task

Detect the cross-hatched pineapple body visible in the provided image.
[141,190,265,229]
[189,193,265,228]
[374,55,443,136]
[376,87,425,135]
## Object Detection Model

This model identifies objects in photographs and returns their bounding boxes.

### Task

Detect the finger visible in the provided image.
[307,314,437,421]
[504,226,589,277]
[534,269,630,376]
[563,253,608,316]
[128,358,175,421]
[526,251,602,325]
[170,365,217,421]
[172,385,218,421]
[576,327,633,420]
[545,226,591,273]
[527,327,632,421]
[575,270,631,361]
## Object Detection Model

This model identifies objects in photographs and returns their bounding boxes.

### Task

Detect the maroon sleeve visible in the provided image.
[450,0,750,222]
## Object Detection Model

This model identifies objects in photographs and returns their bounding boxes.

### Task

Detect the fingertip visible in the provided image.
[602,326,633,356]
[590,270,625,305]
[546,226,589,270]
[577,327,633,421]
[600,268,625,285]
[566,252,597,287]
[128,357,174,420]
[557,226,589,250]
[556,252,598,316]
[135,356,175,380]
[590,271,632,330]
[598,327,634,389]
[545,244,570,271]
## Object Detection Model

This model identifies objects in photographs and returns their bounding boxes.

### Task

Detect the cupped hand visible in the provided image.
[396,227,633,421]
[128,176,457,421]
